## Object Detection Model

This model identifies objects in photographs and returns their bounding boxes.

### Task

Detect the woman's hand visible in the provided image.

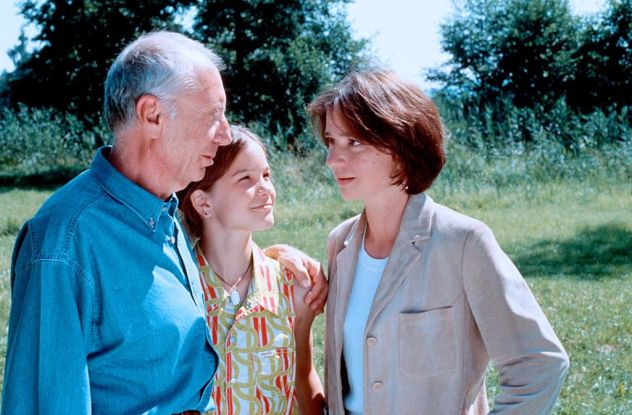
[263,244,328,313]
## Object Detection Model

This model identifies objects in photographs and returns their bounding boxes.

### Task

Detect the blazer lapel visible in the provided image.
[333,213,366,336]
[367,193,434,325]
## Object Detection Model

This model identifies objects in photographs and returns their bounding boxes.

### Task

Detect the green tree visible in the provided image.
[193,0,368,149]
[1,0,193,131]
[568,0,632,112]
[431,0,578,108]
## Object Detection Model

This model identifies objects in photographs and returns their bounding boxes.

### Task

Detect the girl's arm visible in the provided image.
[293,283,326,414]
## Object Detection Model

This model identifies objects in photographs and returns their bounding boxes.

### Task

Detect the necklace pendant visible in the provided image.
[230,289,241,306]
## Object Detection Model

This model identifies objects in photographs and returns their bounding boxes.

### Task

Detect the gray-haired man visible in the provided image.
[2,31,326,414]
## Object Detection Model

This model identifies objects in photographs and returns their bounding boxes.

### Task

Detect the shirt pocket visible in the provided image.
[398,307,458,377]
[251,347,295,413]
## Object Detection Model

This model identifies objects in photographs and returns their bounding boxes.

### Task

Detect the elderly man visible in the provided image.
[2,31,325,414]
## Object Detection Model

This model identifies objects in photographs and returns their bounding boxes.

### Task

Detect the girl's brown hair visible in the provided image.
[177,125,265,239]
[307,69,445,194]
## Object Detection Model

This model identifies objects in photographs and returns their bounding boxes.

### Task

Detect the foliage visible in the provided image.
[435,94,631,148]
[432,0,578,108]
[193,0,368,150]
[431,0,632,121]
[568,0,632,113]
[0,105,106,185]
[0,0,194,136]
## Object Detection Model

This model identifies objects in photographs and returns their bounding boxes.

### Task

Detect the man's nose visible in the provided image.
[212,115,232,146]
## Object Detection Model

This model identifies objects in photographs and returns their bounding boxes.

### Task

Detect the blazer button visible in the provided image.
[366,336,377,346]
[372,381,384,392]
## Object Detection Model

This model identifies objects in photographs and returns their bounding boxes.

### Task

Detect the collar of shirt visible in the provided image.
[196,242,281,317]
[91,146,178,232]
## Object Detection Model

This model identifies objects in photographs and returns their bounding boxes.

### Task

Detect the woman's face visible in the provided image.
[324,108,399,202]
[205,140,276,232]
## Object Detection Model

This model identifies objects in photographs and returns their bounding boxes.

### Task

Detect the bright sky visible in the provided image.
[0,0,606,91]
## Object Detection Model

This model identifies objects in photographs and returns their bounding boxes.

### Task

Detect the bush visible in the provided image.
[0,104,629,194]
[436,95,631,147]
[0,105,103,185]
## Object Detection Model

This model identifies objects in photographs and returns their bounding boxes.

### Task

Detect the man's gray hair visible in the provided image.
[104,31,224,132]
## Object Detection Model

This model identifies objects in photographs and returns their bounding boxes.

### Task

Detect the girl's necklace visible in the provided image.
[214,259,252,306]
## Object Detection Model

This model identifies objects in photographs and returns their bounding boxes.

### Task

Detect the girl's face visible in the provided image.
[324,108,399,202]
[205,140,276,232]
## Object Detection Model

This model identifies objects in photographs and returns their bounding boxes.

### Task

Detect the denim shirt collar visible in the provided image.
[91,146,178,232]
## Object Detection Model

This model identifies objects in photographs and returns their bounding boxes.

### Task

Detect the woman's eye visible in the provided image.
[238,175,250,182]
[350,139,362,147]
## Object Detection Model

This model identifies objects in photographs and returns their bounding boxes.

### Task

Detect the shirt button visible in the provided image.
[165,235,176,244]
[148,218,156,228]
[162,205,168,212]
[372,381,384,392]
[366,336,377,346]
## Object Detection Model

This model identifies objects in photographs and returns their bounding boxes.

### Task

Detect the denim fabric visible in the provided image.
[2,146,218,414]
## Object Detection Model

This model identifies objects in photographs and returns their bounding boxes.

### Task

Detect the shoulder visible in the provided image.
[33,171,106,228]
[427,201,506,266]
[431,201,491,239]
[17,172,108,263]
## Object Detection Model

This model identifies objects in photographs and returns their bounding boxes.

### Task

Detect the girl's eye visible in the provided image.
[350,139,362,147]
[324,137,334,147]
[238,175,250,182]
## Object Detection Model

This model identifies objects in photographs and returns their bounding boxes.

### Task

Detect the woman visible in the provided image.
[177,126,325,415]
[307,70,569,414]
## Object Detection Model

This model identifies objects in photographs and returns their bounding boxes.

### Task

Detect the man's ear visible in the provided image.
[135,95,163,138]
[191,189,214,219]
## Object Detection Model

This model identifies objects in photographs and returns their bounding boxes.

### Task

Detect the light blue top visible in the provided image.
[2,146,218,414]
[342,237,388,415]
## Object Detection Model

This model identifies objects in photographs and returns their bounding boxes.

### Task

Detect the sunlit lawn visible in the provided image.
[1,179,630,413]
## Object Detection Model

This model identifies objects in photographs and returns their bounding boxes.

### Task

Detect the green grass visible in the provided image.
[0,178,630,413]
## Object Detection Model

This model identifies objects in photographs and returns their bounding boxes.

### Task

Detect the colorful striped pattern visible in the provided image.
[195,243,299,415]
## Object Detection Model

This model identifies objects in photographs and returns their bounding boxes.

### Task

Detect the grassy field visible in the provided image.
[0,176,630,413]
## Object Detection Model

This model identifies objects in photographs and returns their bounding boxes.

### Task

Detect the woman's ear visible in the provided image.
[191,189,214,219]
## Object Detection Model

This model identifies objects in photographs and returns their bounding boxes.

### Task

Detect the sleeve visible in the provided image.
[462,224,569,414]
[2,257,94,414]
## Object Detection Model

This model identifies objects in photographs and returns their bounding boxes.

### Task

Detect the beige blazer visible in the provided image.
[325,193,569,415]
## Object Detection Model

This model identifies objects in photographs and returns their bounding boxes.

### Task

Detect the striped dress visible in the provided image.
[195,242,299,415]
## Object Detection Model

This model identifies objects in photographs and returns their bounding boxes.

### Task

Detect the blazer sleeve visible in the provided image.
[462,223,569,414]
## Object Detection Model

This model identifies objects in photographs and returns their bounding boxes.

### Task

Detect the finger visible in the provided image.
[305,262,327,307]
[281,254,311,288]
[309,285,328,312]
[306,280,328,311]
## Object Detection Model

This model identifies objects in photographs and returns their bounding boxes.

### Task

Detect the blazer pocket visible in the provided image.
[398,307,458,377]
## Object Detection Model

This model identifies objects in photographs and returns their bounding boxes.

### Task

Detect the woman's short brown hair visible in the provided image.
[177,125,266,239]
[307,69,445,194]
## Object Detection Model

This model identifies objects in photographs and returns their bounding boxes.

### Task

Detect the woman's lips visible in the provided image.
[336,177,355,185]
[251,203,274,210]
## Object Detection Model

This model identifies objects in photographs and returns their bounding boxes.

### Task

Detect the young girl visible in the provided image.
[178,126,324,415]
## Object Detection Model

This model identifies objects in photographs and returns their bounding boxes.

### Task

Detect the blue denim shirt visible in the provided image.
[2,147,218,414]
